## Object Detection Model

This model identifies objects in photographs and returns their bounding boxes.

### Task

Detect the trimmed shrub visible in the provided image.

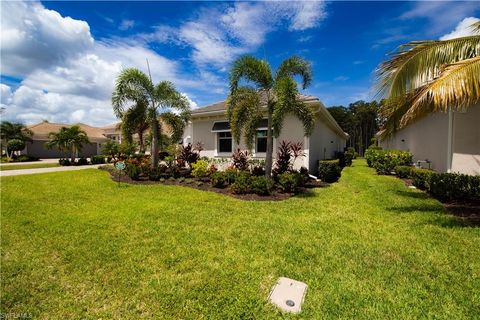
[336,151,346,168]
[251,176,274,195]
[148,165,168,181]
[76,158,89,166]
[395,165,413,178]
[365,146,382,167]
[125,164,141,180]
[372,150,413,175]
[410,168,434,190]
[277,172,303,193]
[318,160,342,183]
[224,167,238,184]
[210,172,227,188]
[344,147,355,166]
[16,155,39,162]
[58,159,71,166]
[191,160,209,179]
[230,172,252,194]
[91,155,106,164]
[428,173,480,201]
[251,165,265,177]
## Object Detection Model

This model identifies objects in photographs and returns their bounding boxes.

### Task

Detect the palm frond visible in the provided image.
[472,21,480,33]
[229,55,273,93]
[376,36,480,99]
[401,56,480,126]
[273,77,315,137]
[159,111,189,144]
[226,86,262,147]
[112,68,153,116]
[154,81,190,114]
[275,56,312,89]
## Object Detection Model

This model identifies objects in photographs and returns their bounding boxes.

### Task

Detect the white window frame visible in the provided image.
[215,130,233,156]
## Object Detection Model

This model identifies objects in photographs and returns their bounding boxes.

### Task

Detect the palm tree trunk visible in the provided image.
[71,146,75,163]
[138,131,145,154]
[265,109,274,178]
[150,118,160,168]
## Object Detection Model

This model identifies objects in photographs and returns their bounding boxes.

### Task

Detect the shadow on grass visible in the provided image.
[386,205,477,228]
[295,189,318,198]
[394,190,430,199]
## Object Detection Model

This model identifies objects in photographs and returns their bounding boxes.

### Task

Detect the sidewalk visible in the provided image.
[0,159,60,166]
[0,164,103,177]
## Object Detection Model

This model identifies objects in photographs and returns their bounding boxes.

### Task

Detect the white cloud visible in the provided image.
[151,1,327,67]
[440,17,480,40]
[0,1,201,126]
[400,2,480,36]
[0,1,93,77]
[119,19,135,31]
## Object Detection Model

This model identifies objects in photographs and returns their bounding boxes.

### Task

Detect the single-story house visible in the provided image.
[22,121,109,158]
[182,94,348,173]
[378,102,480,175]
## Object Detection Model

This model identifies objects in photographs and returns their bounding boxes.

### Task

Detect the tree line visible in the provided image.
[327,100,381,156]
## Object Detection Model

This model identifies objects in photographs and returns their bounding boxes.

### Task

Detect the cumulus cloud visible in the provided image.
[0,1,93,77]
[0,1,199,126]
[440,17,480,40]
[151,1,326,67]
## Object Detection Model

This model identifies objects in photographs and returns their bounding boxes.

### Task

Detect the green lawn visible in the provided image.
[0,162,60,170]
[1,160,479,319]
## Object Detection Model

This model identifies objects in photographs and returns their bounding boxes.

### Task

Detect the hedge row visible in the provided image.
[365,148,412,175]
[318,159,342,183]
[394,166,480,202]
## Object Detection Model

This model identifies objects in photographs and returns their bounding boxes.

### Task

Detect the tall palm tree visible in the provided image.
[46,125,90,162]
[112,68,190,168]
[227,55,315,178]
[376,21,480,137]
[120,100,150,153]
[0,121,33,157]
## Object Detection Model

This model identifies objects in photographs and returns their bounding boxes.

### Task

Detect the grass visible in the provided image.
[0,163,60,171]
[1,159,479,319]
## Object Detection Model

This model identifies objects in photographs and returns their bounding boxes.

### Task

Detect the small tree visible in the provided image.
[6,139,26,159]
[102,140,119,160]
[46,126,90,162]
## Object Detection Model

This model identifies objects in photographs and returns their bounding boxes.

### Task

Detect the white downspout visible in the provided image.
[446,108,454,173]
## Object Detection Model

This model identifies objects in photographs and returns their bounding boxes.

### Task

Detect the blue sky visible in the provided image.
[1,1,479,126]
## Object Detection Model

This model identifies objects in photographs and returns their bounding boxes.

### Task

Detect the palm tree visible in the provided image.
[376,21,480,137]
[46,125,90,162]
[0,121,33,158]
[112,68,190,168]
[227,55,315,178]
[120,100,150,153]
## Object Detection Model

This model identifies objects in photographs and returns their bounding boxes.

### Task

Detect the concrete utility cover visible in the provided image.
[269,277,307,314]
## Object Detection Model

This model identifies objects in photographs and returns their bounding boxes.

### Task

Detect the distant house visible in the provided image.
[182,94,348,173]
[378,103,480,175]
[23,121,110,158]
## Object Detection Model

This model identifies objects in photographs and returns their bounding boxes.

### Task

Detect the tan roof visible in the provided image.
[192,93,319,115]
[28,121,109,142]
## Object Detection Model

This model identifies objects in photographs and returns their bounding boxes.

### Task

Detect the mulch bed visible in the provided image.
[400,177,480,225]
[101,167,328,201]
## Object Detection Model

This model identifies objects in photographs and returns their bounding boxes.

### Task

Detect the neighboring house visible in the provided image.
[101,123,123,143]
[378,103,480,175]
[23,121,109,158]
[182,94,348,173]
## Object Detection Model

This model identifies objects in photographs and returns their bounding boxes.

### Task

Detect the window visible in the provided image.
[218,132,232,153]
[256,130,267,153]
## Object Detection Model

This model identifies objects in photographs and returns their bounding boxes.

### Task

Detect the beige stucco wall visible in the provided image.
[184,112,346,172]
[451,103,480,175]
[379,103,480,175]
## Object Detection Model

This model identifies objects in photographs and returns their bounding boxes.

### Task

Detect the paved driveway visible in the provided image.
[0,165,103,177]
